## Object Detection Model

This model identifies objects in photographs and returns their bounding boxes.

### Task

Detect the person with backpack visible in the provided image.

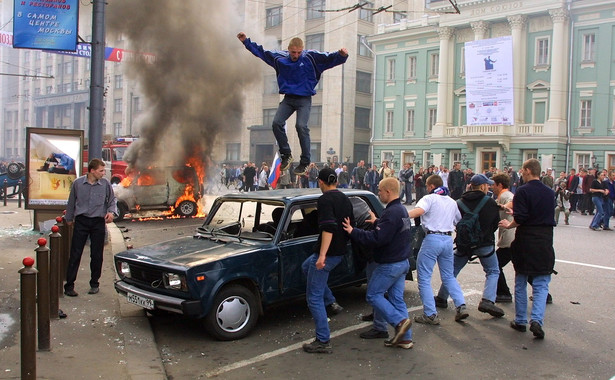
[433,173,505,318]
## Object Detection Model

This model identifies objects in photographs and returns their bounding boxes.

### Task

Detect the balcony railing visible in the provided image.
[444,124,544,137]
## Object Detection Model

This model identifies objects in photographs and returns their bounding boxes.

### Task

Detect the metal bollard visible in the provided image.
[3,179,6,206]
[49,226,61,319]
[18,180,23,208]
[35,238,51,351]
[19,256,38,380]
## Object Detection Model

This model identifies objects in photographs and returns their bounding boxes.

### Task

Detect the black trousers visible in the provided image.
[65,215,106,291]
[496,247,512,296]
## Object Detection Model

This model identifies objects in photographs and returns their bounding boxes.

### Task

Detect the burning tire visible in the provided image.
[175,200,197,217]
[204,284,259,341]
[114,202,129,222]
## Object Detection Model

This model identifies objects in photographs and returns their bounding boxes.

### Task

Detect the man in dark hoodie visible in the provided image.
[434,173,505,318]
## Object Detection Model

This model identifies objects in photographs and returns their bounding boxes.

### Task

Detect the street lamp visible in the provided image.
[591,155,599,171]
[461,153,470,168]
[502,153,511,168]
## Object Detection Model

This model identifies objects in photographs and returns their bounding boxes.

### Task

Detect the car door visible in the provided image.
[132,168,168,206]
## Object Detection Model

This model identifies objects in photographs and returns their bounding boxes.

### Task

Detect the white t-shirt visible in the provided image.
[415,193,461,232]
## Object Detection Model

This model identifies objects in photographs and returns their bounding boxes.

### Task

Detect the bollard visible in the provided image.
[3,179,6,206]
[19,257,38,380]
[49,226,61,319]
[18,180,23,208]
[35,238,51,351]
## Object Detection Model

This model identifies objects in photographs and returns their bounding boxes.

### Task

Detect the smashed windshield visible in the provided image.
[198,200,285,240]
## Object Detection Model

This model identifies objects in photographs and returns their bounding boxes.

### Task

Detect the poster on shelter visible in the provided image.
[25,128,83,210]
[13,0,79,51]
[464,36,514,126]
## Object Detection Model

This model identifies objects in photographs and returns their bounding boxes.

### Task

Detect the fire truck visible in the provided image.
[82,137,136,184]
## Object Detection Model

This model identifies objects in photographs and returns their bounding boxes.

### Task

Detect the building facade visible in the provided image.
[369,0,615,174]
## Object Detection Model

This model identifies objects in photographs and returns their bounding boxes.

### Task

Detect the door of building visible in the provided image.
[482,152,496,172]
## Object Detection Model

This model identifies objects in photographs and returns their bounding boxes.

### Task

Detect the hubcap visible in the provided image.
[215,296,250,333]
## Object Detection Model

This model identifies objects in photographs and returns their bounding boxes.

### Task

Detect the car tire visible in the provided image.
[110,177,121,185]
[7,162,24,180]
[114,202,128,222]
[176,200,197,217]
[204,284,259,341]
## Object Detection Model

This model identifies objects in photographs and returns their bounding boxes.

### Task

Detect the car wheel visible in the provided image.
[110,177,121,185]
[7,162,24,180]
[176,200,197,217]
[204,284,259,341]
[114,202,128,222]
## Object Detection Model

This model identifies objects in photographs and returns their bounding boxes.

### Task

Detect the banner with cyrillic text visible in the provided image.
[13,0,79,51]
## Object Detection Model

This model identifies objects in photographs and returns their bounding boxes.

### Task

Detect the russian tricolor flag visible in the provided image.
[268,152,282,189]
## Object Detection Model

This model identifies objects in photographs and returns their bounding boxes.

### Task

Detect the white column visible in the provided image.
[508,15,527,125]
[434,26,454,137]
[470,21,490,41]
[548,8,569,122]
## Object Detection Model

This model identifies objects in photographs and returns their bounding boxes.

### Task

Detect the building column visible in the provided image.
[470,20,490,41]
[434,26,454,137]
[547,8,569,124]
[508,15,527,125]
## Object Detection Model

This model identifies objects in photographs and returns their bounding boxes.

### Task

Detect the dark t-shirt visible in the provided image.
[591,179,604,198]
[315,189,354,256]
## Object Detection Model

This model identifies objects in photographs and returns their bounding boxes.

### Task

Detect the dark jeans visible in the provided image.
[272,95,312,165]
[496,247,512,297]
[580,193,595,214]
[570,193,579,212]
[65,216,106,291]
[404,182,413,204]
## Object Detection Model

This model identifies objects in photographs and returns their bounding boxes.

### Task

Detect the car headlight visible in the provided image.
[118,261,131,278]
[164,273,187,291]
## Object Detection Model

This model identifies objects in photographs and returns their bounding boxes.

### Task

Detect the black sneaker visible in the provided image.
[361,312,374,321]
[293,163,308,175]
[64,289,78,297]
[510,321,526,332]
[434,296,448,309]
[359,328,389,339]
[280,154,293,171]
[302,339,332,354]
[496,294,513,303]
[326,302,343,316]
[478,299,505,318]
[530,321,545,339]
[88,287,99,294]
[455,304,469,322]
[529,294,553,304]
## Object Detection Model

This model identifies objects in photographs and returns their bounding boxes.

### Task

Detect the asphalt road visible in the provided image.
[117,206,615,380]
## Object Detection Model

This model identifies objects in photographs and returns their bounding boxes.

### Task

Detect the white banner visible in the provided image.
[464,36,514,126]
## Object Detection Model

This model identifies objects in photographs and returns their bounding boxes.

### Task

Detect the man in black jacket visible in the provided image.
[435,174,505,318]
[449,162,465,200]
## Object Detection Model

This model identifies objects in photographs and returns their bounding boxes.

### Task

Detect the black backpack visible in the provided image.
[455,196,490,255]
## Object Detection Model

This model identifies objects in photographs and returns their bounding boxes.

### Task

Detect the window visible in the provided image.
[5,111,12,123]
[24,109,29,122]
[355,107,371,129]
[64,61,72,74]
[310,142,321,162]
[525,150,538,160]
[356,71,372,93]
[263,108,277,127]
[406,109,415,133]
[226,143,240,161]
[114,99,123,113]
[309,106,322,127]
[133,97,142,112]
[357,35,372,57]
[114,75,123,89]
[385,111,394,133]
[114,122,122,136]
[359,2,373,22]
[35,87,41,95]
[580,100,592,128]
[264,74,278,95]
[64,106,72,117]
[407,56,417,80]
[266,6,282,28]
[46,86,53,94]
[5,129,12,141]
[536,37,550,66]
[46,65,53,76]
[459,47,465,75]
[393,11,406,23]
[306,33,324,51]
[428,108,437,131]
[582,33,595,62]
[386,58,396,82]
[306,0,324,20]
[430,53,439,77]
[577,153,590,170]
[24,51,30,63]
[451,151,462,164]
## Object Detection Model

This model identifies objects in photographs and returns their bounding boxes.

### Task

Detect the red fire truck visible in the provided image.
[82,137,136,184]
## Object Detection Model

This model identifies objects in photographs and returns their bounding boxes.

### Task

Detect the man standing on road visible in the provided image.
[302,167,354,354]
[434,174,504,318]
[408,175,469,325]
[342,177,413,349]
[499,158,555,339]
[64,159,117,297]
[237,32,348,175]
[492,174,515,303]
[449,162,465,200]
[352,160,367,190]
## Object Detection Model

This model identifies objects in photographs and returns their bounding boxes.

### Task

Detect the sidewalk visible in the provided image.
[0,200,165,379]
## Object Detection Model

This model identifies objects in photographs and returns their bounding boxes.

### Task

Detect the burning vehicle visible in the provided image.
[113,165,202,221]
[112,189,417,341]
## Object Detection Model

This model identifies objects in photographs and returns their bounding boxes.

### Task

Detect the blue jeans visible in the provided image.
[603,198,613,228]
[436,245,499,303]
[366,260,412,341]
[309,180,318,188]
[514,273,551,326]
[590,196,605,229]
[272,95,312,165]
[302,253,343,342]
[366,261,387,333]
[404,182,413,203]
[416,234,466,317]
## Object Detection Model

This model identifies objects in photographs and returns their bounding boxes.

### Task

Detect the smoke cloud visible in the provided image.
[106,0,258,172]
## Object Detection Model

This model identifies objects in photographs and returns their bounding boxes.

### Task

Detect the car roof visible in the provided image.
[217,188,377,203]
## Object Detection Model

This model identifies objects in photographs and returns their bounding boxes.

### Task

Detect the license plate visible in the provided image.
[126,292,154,310]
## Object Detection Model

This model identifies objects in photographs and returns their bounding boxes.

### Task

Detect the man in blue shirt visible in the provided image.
[237,32,348,175]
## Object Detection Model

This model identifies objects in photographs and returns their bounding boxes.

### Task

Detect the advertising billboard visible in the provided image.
[13,0,79,51]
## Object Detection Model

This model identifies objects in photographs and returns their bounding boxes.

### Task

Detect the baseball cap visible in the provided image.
[318,167,338,184]
[470,173,494,186]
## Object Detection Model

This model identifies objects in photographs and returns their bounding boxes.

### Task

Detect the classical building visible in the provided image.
[369,0,615,174]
